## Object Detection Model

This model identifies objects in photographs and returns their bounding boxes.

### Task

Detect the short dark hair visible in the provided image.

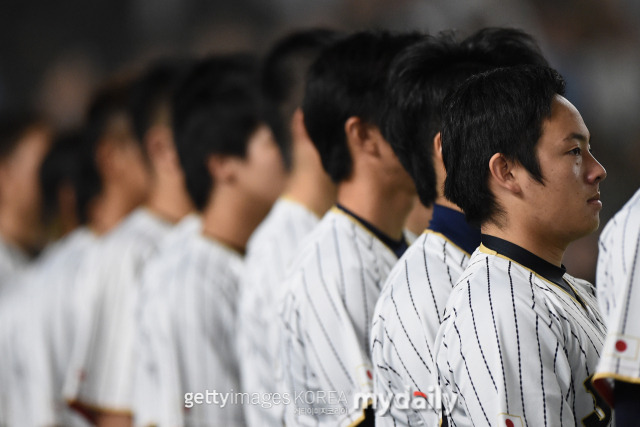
[0,111,46,161]
[302,30,423,183]
[383,28,548,207]
[128,58,193,144]
[461,27,548,69]
[40,129,95,225]
[442,65,566,226]
[172,54,263,210]
[262,28,341,170]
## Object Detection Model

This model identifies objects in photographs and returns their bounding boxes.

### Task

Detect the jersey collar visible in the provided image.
[428,204,481,255]
[481,234,579,299]
[335,204,408,258]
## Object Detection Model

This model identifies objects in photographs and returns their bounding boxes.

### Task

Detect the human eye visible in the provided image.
[568,147,581,155]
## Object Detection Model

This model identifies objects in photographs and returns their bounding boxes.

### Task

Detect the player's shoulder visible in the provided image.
[602,188,640,239]
[176,233,243,287]
[106,208,171,248]
[95,209,173,267]
[445,248,538,316]
[246,198,319,259]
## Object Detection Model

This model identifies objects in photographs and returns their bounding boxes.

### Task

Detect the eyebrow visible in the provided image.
[563,132,590,144]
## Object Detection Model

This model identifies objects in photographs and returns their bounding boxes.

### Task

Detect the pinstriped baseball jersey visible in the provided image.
[436,236,610,427]
[12,228,96,427]
[278,206,404,426]
[133,231,246,426]
[371,230,472,426]
[0,265,34,427]
[0,237,29,426]
[593,188,640,403]
[237,197,320,427]
[133,213,201,427]
[63,208,172,415]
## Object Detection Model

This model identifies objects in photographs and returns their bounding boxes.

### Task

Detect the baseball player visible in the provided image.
[370,28,549,426]
[0,111,52,426]
[236,28,340,427]
[0,112,51,281]
[133,55,286,426]
[277,30,423,426]
[5,130,101,427]
[435,65,610,426]
[64,63,194,426]
[592,188,640,425]
[132,212,200,427]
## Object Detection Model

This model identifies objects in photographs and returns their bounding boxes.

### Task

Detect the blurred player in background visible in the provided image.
[436,65,610,426]
[236,28,340,427]
[593,188,640,425]
[64,62,193,427]
[0,111,52,426]
[277,30,422,426]
[370,28,548,425]
[8,130,97,427]
[133,54,285,426]
[0,112,51,277]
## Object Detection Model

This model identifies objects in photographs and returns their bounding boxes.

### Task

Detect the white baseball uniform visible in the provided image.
[436,236,610,427]
[371,212,478,426]
[279,206,407,426]
[133,213,201,427]
[593,188,640,405]
[237,197,320,427]
[134,229,246,426]
[0,236,28,286]
[63,208,172,417]
[6,228,96,427]
[0,237,30,427]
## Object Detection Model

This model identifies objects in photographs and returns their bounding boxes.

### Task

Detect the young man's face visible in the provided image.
[0,125,51,247]
[104,114,151,210]
[520,95,606,244]
[235,124,286,210]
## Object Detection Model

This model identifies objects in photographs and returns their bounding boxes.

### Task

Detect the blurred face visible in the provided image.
[235,124,286,210]
[520,95,606,245]
[104,114,151,209]
[0,126,51,247]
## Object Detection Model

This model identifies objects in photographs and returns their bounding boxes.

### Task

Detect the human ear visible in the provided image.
[488,153,521,194]
[206,154,238,184]
[344,117,379,157]
[433,132,443,161]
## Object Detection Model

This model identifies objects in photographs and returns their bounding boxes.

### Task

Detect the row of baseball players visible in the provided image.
[0,27,636,427]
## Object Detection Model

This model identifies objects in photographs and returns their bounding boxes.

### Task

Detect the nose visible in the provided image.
[587,152,607,184]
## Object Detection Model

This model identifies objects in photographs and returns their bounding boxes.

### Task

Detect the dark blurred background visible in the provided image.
[1,0,638,281]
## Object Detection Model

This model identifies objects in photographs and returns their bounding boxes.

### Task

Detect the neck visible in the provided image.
[87,189,136,235]
[283,167,336,218]
[0,210,37,256]
[434,194,463,213]
[201,189,270,254]
[482,221,566,267]
[145,177,194,224]
[336,178,414,240]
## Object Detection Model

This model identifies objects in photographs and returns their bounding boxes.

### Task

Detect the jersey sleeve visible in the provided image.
[133,284,184,427]
[436,280,594,427]
[279,270,373,427]
[67,242,145,415]
[593,223,640,405]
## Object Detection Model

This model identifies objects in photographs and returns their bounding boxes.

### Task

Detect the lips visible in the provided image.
[587,192,600,203]
[587,192,602,208]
